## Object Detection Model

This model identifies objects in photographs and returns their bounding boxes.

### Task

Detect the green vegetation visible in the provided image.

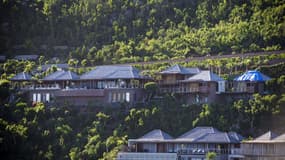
[1,0,285,159]
[206,151,217,160]
[1,0,285,64]
[1,86,284,159]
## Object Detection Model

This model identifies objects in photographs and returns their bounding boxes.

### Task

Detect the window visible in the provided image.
[196,94,199,103]
[33,93,37,102]
[117,92,121,101]
[108,92,112,102]
[46,93,50,102]
[122,92,126,101]
[112,93,116,102]
[142,143,156,153]
[126,92,130,102]
[37,93,41,102]
[97,81,103,89]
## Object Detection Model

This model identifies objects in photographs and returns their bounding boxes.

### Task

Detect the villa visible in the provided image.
[241,131,285,160]
[158,65,272,104]
[117,126,244,160]
[10,65,151,106]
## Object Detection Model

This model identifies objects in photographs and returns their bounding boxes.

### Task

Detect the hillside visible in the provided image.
[1,0,285,159]
[1,0,285,64]
[0,55,285,159]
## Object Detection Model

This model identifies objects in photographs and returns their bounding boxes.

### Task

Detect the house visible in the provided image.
[79,65,150,105]
[158,64,225,104]
[241,131,285,160]
[220,70,272,103]
[230,70,271,94]
[14,54,39,61]
[10,65,151,106]
[179,70,226,104]
[31,70,80,103]
[158,64,200,89]
[10,72,34,90]
[117,127,244,160]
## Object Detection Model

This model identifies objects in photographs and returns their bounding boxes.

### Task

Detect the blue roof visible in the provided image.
[11,72,32,81]
[183,70,224,82]
[160,64,200,75]
[80,65,148,80]
[43,70,79,81]
[234,70,271,81]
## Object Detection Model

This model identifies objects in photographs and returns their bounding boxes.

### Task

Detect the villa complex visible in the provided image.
[10,64,271,106]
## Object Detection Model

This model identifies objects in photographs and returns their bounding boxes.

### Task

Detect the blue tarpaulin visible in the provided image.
[234,70,271,81]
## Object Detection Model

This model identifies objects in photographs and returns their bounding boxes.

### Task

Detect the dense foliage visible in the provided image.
[1,0,285,159]
[1,0,285,64]
[0,87,284,159]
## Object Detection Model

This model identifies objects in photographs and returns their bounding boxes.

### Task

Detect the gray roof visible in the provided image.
[194,133,230,143]
[177,127,220,141]
[228,132,244,143]
[193,132,243,143]
[244,131,285,143]
[139,129,173,140]
[80,65,148,80]
[160,64,200,75]
[254,131,278,141]
[272,133,285,142]
[14,55,39,60]
[129,127,243,144]
[129,129,173,142]
[245,131,278,143]
[39,64,69,71]
[0,55,6,61]
[183,70,224,82]
[43,70,79,81]
[11,72,32,81]
[176,127,243,143]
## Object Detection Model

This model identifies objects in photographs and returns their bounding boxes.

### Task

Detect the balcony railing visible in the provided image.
[117,152,177,160]
[177,148,242,155]
[55,89,105,97]
[226,86,256,93]
[160,87,208,94]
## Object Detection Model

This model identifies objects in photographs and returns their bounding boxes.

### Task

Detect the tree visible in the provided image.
[38,56,45,66]
[81,59,87,67]
[144,82,158,102]
[206,151,217,160]
[0,79,10,103]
